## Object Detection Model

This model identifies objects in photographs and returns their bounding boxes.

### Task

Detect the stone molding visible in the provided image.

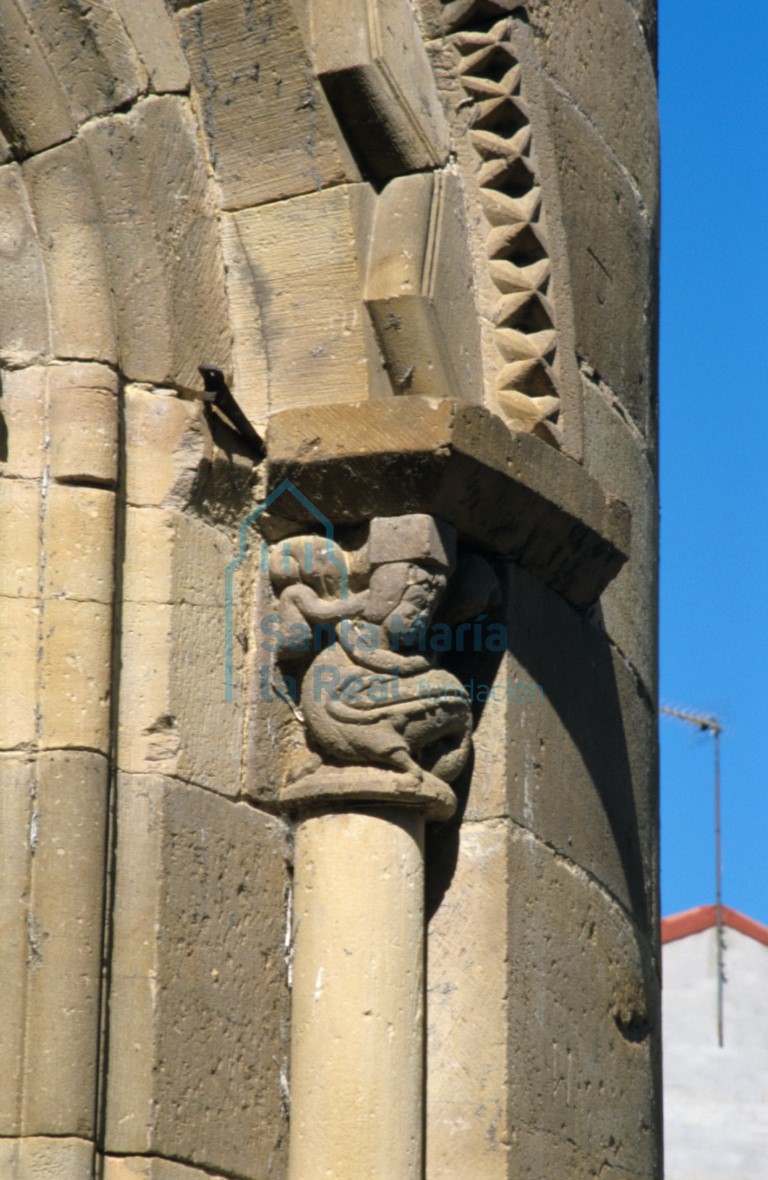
[266,397,629,608]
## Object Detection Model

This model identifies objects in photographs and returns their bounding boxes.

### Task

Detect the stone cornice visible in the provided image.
[266,396,630,608]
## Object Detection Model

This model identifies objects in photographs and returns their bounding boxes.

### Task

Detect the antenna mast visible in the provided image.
[660,705,724,1047]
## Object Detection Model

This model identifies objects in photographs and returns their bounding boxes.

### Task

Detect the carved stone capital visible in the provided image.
[266,513,494,821]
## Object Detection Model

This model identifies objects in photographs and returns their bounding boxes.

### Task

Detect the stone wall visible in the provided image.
[0,1,659,1177]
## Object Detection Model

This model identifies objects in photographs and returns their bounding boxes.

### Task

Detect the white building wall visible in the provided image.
[663,924,768,1179]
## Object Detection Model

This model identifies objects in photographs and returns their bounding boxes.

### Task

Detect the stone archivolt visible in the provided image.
[451,18,563,444]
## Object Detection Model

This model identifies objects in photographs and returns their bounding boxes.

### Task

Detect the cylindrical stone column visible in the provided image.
[288,806,426,1180]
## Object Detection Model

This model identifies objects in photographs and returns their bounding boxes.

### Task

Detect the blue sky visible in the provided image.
[659,3,768,922]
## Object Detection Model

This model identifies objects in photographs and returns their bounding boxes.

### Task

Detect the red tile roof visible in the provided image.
[662,905,768,947]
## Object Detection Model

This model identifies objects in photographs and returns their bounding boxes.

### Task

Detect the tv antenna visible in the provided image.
[660,704,724,1046]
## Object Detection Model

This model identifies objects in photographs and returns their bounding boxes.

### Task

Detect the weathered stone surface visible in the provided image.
[541,81,655,439]
[365,171,484,401]
[123,508,230,605]
[178,0,358,210]
[625,0,658,62]
[171,602,242,790]
[117,603,176,772]
[0,126,13,163]
[369,513,456,569]
[415,0,528,39]
[426,819,509,1177]
[39,600,112,752]
[124,388,210,509]
[111,0,190,93]
[44,485,115,604]
[223,183,388,422]
[119,498,240,790]
[267,398,629,607]
[0,365,47,477]
[0,7,73,155]
[0,756,35,1133]
[290,809,425,1180]
[311,0,449,178]
[583,376,658,697]
[507,827,660,1178]
[0,478,40,598]
[83,97,230,389]
[0,1136,95,1179]
[468,559,657,935]
[0,600,40,750]
[48,364,119,486]
[23,140,117,364]
[527,0,658,207]
[20,751,109,1137]
[118,598,241,789]
[18,0,146,125]
[103,1156,228,1180]
[105,775,290,1178]
[0,165,50,363]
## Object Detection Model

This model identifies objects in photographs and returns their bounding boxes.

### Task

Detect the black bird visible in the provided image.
[199,365,265,462]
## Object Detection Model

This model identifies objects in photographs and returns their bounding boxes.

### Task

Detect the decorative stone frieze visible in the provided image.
[451,19,563,442]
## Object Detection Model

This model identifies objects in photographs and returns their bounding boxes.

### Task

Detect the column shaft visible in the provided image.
[289,808,425,1180]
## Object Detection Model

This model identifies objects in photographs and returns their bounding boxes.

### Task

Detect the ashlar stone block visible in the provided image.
[224,183,389,417]
[426,818,510,1178]
[0,756,35,1133]
[0,8,73,155]
[507,827,660,1178]
[48,363,119,487]
[0,478,41,599]
[178,0,359,210]
[105,775,290,1179]
[0,164,51,364]
[17,0,146,125]
[365,171,484,401]
[110,0,190,93]
[39,599,112,753]
[0,365,47,478]
[123,508,231,607]
[527,0,658,208]
[0,599,40,750]
[124,388,211,510]
[0,1137,95,1179]
[468,559,657,936]
[43,485,115,605]
[541,80,655,440]
[583,375,658,698]
[119,513,241,792]
[23,140,117,364]
[117,602,176,773]
[103,1157,229,1180]
[83,96,230,390]
[20,751,109,1137]
[119,481,241,791]
[311,0,449,178]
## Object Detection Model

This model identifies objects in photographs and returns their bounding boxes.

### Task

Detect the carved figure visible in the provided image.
[269,537,475,789]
